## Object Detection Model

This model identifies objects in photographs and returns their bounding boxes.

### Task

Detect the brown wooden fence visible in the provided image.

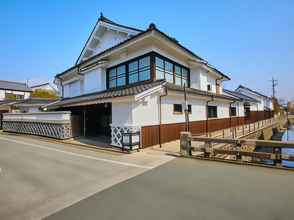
[141,111,274,148]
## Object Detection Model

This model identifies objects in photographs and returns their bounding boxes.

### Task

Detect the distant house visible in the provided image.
[223,89,261,123]
[30,82,58,93]
[0,80,57,114]
[236,85,274,111]
[0,80,31,101]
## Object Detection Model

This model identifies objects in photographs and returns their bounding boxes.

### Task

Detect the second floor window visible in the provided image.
[108,56,151,89]
[156,56,189,86]
[128,56,151,84]
[109,65,126,88]
[107,52,189,89]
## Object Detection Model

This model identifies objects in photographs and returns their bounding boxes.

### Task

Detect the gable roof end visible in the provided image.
[237,85,270,99]
[75,14,143,65]
[223,89,259,102]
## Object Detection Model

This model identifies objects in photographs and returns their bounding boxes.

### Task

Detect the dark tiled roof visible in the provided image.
[30,83,50,88]
[0,80,32,92]
[223,89,259,103]
[46,80,165,109]
[237,85,270,99]
[0,98,57,107]
[13,98,58,106]
[166,83,238,101]
[99,15,144,33]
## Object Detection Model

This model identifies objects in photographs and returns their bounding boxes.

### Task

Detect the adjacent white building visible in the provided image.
[47,15,274,148]
[236,85,273,111]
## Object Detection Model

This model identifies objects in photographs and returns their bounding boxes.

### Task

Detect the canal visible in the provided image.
[255,122,294,168]
[281,124,294,167]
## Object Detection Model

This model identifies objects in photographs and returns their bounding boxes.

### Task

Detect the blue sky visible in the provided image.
[0,0,293,100]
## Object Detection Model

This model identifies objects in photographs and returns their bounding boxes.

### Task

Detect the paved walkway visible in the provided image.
[0,133,174,220]
[45,158,294,220]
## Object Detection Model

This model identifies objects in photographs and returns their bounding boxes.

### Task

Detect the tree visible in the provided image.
[272,97,285,115]
[31,89,59,99]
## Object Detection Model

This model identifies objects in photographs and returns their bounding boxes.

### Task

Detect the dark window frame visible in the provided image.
[188,104,192,114]
[244,105,251,118]
[107,53,152,89]
[230,106,237,117]
[155,53,190,87]
[108,64,127,88]
[106,52,190,89]
[207,105,217,118]
[173,104,183,114]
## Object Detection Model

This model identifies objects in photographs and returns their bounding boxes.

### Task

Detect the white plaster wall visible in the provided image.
[83,67,106,94]
[93,30,128,56]
[63,80,81,98]
[63,84,70,98]
[208,101,230,119]
[0,90,5,100]
[3,111,71,121]
[161,95,207,124]
[107,46,153,68]
[24,92,30,99]
[132,94,159,126]
[112,102,133,126]
[231,102,245,117]
[190,67,201,90]
[250,103,258,111]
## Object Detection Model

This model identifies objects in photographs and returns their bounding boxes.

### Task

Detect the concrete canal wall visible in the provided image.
[241,116,287,140]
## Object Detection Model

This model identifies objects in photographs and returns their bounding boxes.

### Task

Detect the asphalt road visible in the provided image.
[45,157,294,220]
[0,133,173,220]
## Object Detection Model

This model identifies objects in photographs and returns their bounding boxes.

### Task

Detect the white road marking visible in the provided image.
[0,136,154,170]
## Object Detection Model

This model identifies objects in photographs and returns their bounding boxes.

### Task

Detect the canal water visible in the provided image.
[281,124,294,168]
[255,123,294,168]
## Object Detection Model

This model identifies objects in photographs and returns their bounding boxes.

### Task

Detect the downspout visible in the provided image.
[237,101,240,126]
[56,76,63,98]
[229,100,237,138]
[159,86,168,148]
[206,95,214,136]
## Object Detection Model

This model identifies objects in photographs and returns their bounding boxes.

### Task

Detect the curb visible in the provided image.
[0,131,131,155]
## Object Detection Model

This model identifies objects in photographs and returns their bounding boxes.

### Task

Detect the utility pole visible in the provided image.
[183,83,189,132]
[270,77,278,98]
